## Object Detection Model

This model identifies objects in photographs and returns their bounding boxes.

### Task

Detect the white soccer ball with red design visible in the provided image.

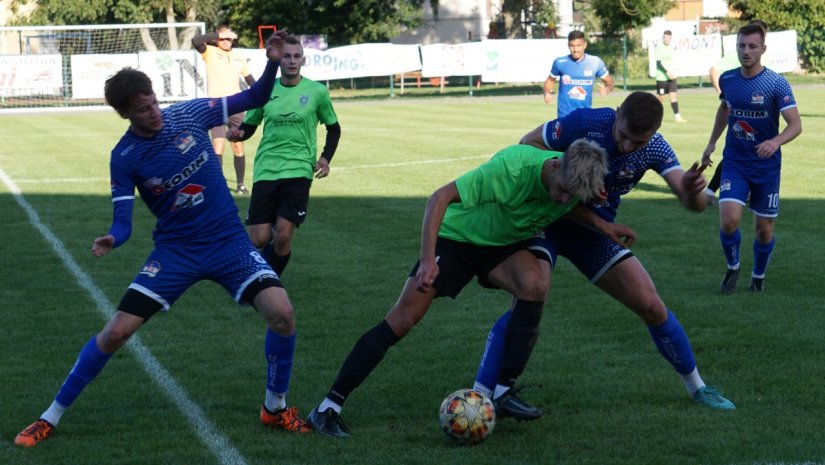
[438,389,496,444]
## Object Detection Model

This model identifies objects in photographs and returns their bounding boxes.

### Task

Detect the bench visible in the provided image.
[393,71,448,93]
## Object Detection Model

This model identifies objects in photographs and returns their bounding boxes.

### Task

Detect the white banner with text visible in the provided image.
[0,33,801,100]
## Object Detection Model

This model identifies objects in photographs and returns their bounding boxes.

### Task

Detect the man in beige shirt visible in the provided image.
[193,25,255,194]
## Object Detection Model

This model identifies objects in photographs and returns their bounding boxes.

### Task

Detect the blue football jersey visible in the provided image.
[550,54,609,118]
[109,98,244,245]
[541,108,681,220]
[719,67,796,177]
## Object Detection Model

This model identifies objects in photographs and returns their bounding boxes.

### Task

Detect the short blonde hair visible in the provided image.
[559,138,608,202]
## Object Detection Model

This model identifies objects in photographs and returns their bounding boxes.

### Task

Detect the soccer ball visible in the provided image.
[438,389,496,444]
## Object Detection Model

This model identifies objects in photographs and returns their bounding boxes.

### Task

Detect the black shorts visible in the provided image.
[409,237,528,298]
[656,79,678,95]
[210,112,245,139]
[246,177,312,226]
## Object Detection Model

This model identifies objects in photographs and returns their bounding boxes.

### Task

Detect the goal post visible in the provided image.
[0,22,206,113]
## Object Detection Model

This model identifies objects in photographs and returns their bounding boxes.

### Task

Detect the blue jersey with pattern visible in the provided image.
[719,67,796,179]
[110,98,244,245]
[550,54,609,117]
[541,108,681,221]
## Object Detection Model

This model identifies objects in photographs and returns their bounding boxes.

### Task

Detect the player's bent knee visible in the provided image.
[632,299,667,325]
[273,231,293,250]
[515,271,548,301]
[248,281,295,330]
[248,229,271,248]
[98,325,135,351]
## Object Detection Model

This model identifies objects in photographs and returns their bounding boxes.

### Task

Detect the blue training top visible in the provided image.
[550,53,609,118]
[541,107,682,221]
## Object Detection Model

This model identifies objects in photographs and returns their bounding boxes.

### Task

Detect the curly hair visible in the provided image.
[559,138,608,202]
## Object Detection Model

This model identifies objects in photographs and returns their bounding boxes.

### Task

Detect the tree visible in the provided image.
[9,0,220,50]
[590,0,674,35]
[727,0,825,73]
[497,0,557,39]
[9,0,117,25]
[227,0,436,47]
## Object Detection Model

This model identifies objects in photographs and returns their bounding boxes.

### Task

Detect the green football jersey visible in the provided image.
[244,77,338,182]
[438,144,578,246]
[655,41,674,81]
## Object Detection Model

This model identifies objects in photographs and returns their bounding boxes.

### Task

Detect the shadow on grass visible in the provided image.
[4,191,825,465]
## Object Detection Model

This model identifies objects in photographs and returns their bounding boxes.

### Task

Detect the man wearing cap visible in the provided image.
[193,25,255,195]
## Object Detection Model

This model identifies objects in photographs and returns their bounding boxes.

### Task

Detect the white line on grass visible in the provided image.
[0,167,248,465]
[12,177,107,184]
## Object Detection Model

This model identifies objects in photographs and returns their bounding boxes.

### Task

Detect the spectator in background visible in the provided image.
[543,30,614,118]
[193,25,254,195]
[654,30,687,123]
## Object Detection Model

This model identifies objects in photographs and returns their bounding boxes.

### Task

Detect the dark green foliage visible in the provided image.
[9,0,221,32]
[591,0,675,35]
[226,0,433,47]
[727,0,825,73]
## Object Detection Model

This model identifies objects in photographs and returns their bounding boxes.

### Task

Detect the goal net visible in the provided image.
[0,22,206,113]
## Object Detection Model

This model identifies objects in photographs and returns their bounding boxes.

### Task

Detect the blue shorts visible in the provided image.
[718,161,780,217]
[527,218,632,282]
[129,229,278,311]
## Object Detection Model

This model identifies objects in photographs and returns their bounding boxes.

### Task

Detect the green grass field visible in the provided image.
[2,85,825,465]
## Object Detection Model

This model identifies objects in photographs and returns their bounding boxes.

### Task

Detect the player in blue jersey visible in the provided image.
[704,20,769,205]
[543,30,614,118]
[472,91,736,421]
[702,23,802,294]
[14,31,313,449]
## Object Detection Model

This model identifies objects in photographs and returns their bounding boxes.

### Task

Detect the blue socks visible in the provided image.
[265,329,296,395]
[722,229,775,278]
[753,237,774,278]
[476,309,699,395]
[647,310,696,375]
[55,336,113,408]
[720,229,741,269]
[473,310,511,396]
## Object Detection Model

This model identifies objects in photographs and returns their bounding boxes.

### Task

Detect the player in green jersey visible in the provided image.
[231,35,341,276]
[306,139,635,437]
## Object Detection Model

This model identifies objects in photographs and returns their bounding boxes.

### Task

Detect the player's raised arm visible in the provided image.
[225,30,289,116]
[265,30,288,62]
